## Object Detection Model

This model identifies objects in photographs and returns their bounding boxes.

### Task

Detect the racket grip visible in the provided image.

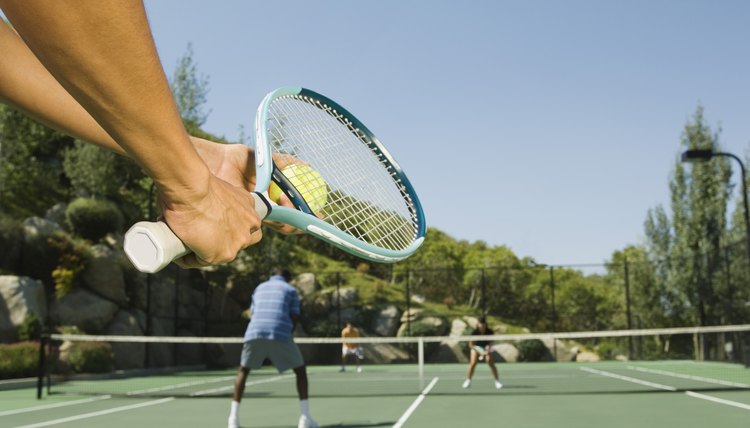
[124,192,271,273]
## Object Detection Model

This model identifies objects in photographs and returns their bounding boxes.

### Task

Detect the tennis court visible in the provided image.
[2,360,749,428]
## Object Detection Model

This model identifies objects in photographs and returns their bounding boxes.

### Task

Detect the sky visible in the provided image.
[12,1,747,267]
[137,0,750,267]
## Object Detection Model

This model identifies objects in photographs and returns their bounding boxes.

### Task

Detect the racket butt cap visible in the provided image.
[124,221,188,273]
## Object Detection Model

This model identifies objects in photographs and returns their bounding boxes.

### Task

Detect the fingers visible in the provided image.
[160,175,265,269]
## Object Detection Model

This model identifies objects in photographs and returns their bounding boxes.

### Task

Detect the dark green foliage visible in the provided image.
[398,319,443,358]
[516,339,554,362]
[18,313,42,341]
[0,215,23,273]
[63,341,114,374]
[0,341,40,379]
[0,105,72,219]
[65,198,123,241]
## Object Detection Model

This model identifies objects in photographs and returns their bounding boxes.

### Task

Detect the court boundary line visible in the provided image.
[190,374,294,396]
[627,365,750,389]
[11,397,174,428]
[581,366,750,412]
[0,395,112,417]
[392,376,438,428]
[580,367,676,391]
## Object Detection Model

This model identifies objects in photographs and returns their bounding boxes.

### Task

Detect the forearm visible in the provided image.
[0,20,124,154]
[0,1,208,197]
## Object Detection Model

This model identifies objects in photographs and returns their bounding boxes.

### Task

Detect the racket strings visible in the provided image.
[267,95,419,251]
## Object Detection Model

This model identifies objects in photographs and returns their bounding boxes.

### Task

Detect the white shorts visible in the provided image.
[241,339,304,373]
[342,345,364,359]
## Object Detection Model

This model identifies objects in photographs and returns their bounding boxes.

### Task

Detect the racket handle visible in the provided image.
[124,192,271,273]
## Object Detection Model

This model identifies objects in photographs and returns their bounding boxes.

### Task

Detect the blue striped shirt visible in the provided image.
[243,275,301,342]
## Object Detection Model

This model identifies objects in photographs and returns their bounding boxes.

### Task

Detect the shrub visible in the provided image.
[0,215,23,272]
[47,233,90,298]
[18,313,43,341]
[65,198,123,241]
[63,341,114,373]
[0,341,40,379]
[516,339,554,362]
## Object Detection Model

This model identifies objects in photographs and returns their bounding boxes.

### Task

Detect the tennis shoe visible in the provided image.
[228,416,239,428]
[495,380,503,389]
[339,366,345,373]
[462,379,471,389]
[298,414,318,428]
[357,366,362,373]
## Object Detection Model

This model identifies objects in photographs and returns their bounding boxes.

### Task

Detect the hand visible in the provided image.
[191,137,302,235]
[159,173,263,268]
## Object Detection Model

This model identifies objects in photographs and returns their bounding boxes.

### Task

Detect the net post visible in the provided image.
[418,337,425,390]
[36,334,47,400]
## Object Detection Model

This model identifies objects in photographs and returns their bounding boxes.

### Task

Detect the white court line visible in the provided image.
[627,365,750,389]
[126,375,236,395]
[392,377,438,428]
[580,367,676,391]
[190,374,293,396]
[685,391,750,411]
[0,395,112,417]
[11,397,174,428]
[582,367,750,412]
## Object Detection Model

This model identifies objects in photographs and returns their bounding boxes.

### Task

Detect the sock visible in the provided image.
[300,399,310,416]
[230,400,240,418]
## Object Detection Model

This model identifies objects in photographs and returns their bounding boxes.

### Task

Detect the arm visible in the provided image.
[0,2,265,265]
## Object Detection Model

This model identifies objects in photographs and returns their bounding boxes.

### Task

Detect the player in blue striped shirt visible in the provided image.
[229,269,317,428]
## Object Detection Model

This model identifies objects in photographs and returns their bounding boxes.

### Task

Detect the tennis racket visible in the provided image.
[124,87,426,273]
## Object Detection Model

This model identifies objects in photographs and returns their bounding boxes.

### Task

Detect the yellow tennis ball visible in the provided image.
[268,164,328,213]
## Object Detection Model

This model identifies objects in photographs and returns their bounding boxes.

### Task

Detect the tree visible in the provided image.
[643,106,732,326]
[0,105,72,218]
[170,43,211,133]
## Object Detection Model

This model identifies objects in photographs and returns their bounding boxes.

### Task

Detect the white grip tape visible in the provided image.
[124,192,270,273]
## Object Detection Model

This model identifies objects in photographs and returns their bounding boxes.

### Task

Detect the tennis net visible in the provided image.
[37,324,750,398]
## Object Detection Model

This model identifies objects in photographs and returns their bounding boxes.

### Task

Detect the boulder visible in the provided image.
[81,244,128,306]
[373,305,401,337]
[0,276,48,342]
[493,343,519,362]
[575,351,600,362]
[105,310,145,369]
[52,288,118,333]
[294,273,318,296]
[23,216,63,239]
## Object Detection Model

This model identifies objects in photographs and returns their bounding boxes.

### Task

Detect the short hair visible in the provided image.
[478,316,487,324]
[272,268,292,281]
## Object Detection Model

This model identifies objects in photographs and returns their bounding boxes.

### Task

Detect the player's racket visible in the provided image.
[124,87,426,273]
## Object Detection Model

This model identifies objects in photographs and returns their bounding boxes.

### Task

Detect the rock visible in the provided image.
[0,276,48,342]
[493,343,519,362]
[52,288,118,333]
[294,273,317,296]
[44,203,67,227]
[575,351,600,362]
[373,305,401,337]
[400,308,423,323]
[105,310,145,369]
[542,338,575,361]
[81,244,128,306]
[23,216,63,239]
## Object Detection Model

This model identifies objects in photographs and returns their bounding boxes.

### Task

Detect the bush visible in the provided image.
[0,215,23,272]
[0,341,40,379]
[18,313,42,341]
[65,198,123,241]
[516,339,554,362]
[63,341,114,373]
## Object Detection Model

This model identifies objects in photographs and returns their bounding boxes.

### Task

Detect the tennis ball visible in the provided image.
[268,164,328,213]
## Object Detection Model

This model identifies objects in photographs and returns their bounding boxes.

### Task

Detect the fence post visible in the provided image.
[336,272,341,331]
[549,266,557,360]
[624,258,633,359]
[406,269,411,336]
[480,268,487,315]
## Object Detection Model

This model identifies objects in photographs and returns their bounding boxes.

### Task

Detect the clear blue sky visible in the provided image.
[140,0,750,266]
[88,1,750,265]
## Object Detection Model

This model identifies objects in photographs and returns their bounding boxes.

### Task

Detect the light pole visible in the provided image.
[681,149,750,272]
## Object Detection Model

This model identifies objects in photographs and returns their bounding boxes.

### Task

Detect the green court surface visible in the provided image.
[2,361,749,428]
